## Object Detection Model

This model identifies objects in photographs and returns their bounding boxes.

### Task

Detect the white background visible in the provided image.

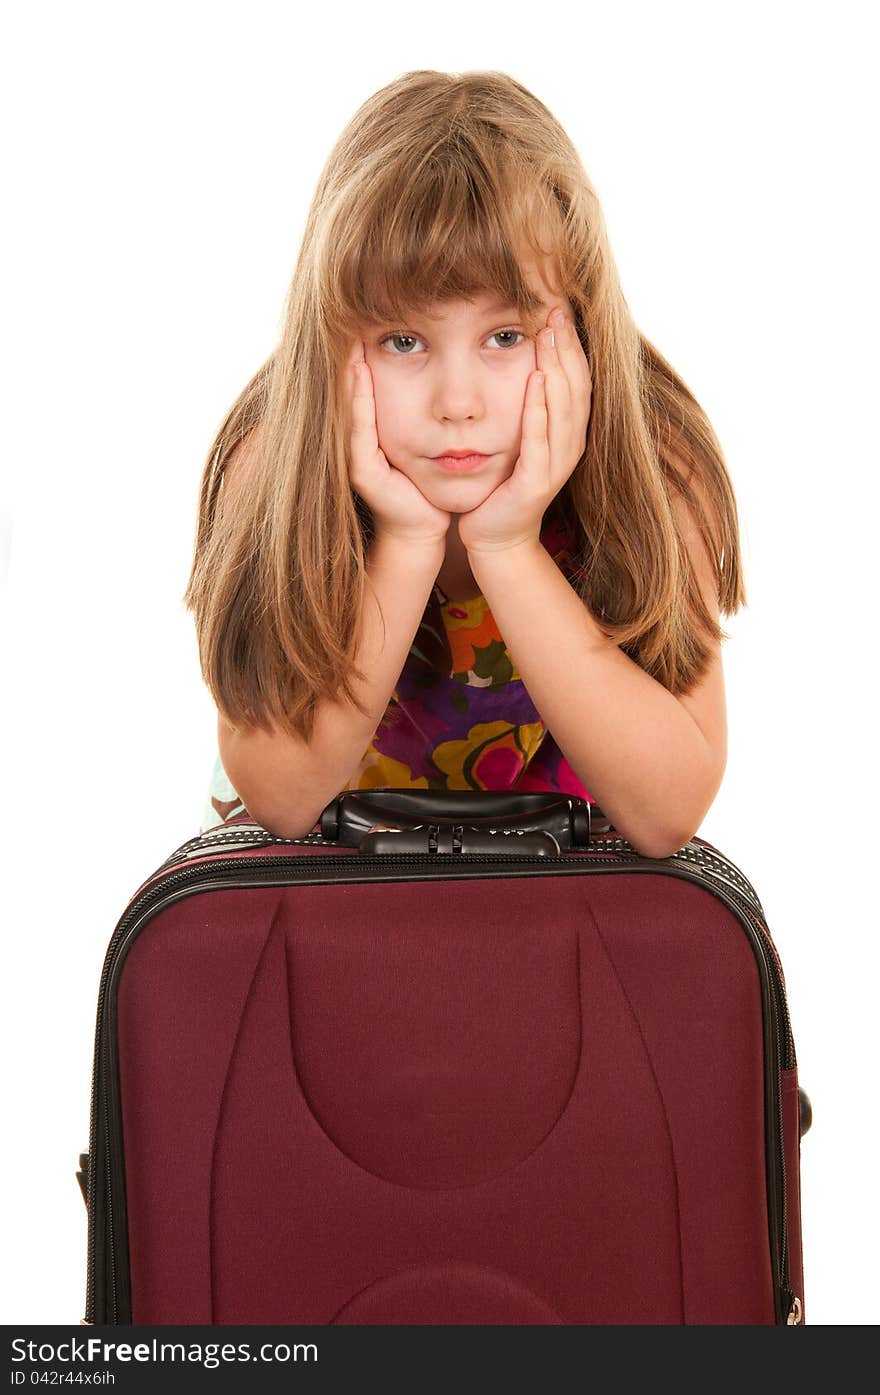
[2,0,877,1326]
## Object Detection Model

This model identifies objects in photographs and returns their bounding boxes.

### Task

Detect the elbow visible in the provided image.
[248,807,318,841]
[274,804,325,840]
[217,715,318,842]
[633,804,711,859]
[623,796,716,860]
[635,751,726,859]
[230,787,323,842]
[593,804,694,860]
[633,786,722,859]
[608,809,689,859]
[628,828,691,860]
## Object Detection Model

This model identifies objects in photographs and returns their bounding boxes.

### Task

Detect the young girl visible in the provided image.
[185,69,745,859]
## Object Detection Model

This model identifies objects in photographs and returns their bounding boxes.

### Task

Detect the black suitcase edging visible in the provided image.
[80,824,803,1325]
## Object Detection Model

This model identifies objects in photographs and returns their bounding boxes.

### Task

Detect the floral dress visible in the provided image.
[200,495,596,833]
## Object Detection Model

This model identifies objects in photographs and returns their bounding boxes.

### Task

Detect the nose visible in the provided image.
[431,354,486,421]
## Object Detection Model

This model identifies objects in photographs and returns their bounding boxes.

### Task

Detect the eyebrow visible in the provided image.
[379,298,545,324]
[368,298,549,333]
[483,296,546,311]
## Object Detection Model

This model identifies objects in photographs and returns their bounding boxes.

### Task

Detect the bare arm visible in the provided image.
[219,534,445,839]
[468,513,727,860]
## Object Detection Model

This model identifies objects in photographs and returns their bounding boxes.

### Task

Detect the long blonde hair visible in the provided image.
[183,69,746,744]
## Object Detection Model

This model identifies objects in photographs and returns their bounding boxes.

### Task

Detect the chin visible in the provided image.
[430,484,495,513]
[427,468,508,505]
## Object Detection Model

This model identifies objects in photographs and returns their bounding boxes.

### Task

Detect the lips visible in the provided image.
[432,450,489,459]
[432,452,492,473]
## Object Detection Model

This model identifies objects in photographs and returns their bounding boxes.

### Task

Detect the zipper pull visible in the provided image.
[786,1295,803,1324]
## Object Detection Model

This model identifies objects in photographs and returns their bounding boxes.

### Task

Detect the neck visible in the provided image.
[444,515,468,568]
[434,516,480,600]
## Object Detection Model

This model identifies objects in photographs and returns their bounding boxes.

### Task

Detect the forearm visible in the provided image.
[219,533,445,838]
[469,539,718,858]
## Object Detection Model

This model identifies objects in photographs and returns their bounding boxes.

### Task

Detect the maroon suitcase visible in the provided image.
[78,789,808,1326]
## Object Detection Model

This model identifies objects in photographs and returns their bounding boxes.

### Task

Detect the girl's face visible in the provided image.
[355,285,575,513]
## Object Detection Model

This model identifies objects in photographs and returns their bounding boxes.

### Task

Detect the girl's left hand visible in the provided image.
[457,306,593,556]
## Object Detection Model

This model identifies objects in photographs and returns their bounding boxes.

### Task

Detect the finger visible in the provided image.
[537,322,570,385]
[537,326,571,466]
[518,371,551,479]
[551,311,591,391]
[349,360,382,481]
[348,339,366,386]
[541,316,591,468]
[350,356,374,428]
[350,363,369,420]
[346,337,369,399]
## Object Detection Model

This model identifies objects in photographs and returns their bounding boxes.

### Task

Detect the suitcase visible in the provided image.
[78,788,809,1326]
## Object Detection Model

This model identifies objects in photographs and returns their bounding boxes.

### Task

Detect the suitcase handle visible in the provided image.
[359,826,566,857]
[319,788,608,852]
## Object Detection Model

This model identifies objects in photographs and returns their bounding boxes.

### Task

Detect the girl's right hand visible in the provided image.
[346,341,452,547]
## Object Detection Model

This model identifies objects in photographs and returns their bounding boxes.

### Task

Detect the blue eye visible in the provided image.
[488,330,524,349]
[378,329,525,355]
[379,333,424,355]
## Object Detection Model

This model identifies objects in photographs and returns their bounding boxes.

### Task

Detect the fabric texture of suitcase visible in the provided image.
[78,789,808,1326]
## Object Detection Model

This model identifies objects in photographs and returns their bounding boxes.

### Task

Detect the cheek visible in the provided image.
[370,383,414,467]
[366,358,399,405]
[501,365,535,416]
[372,395,403,447]
[366,372,395,431]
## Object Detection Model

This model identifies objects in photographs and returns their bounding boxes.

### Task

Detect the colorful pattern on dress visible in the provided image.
[341,492,595,802]
[200,493,595,832]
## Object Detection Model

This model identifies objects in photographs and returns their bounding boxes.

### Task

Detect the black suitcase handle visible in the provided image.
[319,788,610,854]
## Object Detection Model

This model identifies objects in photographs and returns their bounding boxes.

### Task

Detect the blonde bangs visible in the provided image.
[320,144,570,338]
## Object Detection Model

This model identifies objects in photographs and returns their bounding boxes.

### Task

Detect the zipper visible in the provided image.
[84,832,795,1324]
[159,826,794,1069]
[101,1049,118,1321]
[679,863,793,1317]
